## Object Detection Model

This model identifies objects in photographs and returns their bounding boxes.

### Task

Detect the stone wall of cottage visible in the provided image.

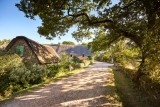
[9,39,39,64]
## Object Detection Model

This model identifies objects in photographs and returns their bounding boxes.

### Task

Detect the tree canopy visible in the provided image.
[16,0,160,82]
[15,0,160,46]
[62,41,75,45]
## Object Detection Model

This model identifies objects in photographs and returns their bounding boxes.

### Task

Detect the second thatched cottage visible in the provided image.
[50,44,92,61]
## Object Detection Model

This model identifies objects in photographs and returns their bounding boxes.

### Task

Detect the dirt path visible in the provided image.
[0,62,121,107]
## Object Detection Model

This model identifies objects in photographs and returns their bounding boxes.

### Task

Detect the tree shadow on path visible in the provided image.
[0,62,121,107]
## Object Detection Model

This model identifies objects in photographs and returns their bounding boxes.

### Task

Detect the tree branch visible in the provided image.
[68,11,113,25]
[120,30,142,47]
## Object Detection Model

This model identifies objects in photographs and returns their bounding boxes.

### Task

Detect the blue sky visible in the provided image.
[0,0,118,44]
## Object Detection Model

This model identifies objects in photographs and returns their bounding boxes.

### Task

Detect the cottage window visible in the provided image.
[16,46,24,56]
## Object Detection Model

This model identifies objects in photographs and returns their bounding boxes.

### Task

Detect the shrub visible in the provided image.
[47,64,59,77]
[0,51,85,98]
[27,65,49,84]
[0,52,24,96]
[0,52,51,97]
[0,51,23,71]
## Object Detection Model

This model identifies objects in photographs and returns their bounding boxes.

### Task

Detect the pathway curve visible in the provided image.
[0,62,121,107]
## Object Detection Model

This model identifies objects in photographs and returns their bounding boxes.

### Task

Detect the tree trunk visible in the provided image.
[133,53,146,85]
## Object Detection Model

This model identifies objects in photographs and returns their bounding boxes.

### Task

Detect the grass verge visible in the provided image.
[112,67,151,107]
[105,68,122,106]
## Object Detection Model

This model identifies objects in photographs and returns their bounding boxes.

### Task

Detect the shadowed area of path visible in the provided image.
[0,62,121,107]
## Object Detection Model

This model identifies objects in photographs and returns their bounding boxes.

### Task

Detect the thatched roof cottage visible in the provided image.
[6,36,60,64]
[50,44,92,60]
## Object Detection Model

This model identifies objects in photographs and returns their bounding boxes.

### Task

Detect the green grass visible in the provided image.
[105,68,123,106]
[0,67,84,102]
[112,67,151,107]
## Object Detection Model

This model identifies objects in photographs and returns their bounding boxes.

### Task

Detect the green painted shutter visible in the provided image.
[16,46,24,56]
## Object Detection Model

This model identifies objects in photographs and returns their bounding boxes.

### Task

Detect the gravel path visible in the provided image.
[0,62,121,107]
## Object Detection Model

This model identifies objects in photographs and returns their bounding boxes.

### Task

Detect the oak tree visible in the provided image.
[16,0,160,82]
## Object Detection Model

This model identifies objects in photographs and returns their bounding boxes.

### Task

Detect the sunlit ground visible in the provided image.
[1,62,122,107]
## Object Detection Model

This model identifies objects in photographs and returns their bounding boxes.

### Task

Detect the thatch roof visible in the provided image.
[6,36,60,64]
[67,45,92,56]
[50,44,92,57]
[50,44,74,56]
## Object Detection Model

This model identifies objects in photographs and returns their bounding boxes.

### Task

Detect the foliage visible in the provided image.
[0,52,51,96]
[16,0,160,83]
[111,40,139,65]
[81,42,87,46]
[0,39,11,45]
[88,31,110,52]
[114,66,160,106]
[94,38,140,66]
[0,52,77,98]
[0,49,93,99]
[62,41,75,45]
[59,53,76,70]
[0,51,23,71]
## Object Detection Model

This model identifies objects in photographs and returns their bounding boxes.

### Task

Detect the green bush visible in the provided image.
[0,51,84,98]
[0,63,50,97]
[0,51,23,70]
[27,65,49,84]
[46,64,59,77]
[0,52,23,96]
[0,52,58,97]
